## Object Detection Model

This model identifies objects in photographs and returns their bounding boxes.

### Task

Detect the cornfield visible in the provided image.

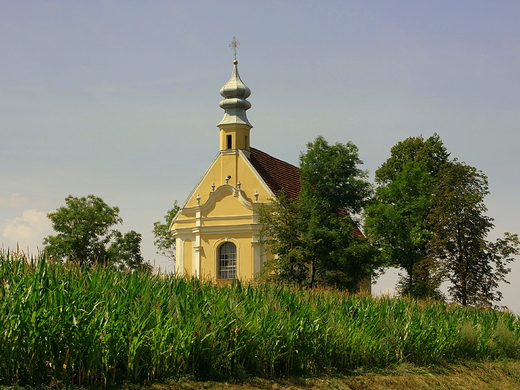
[0,250,519,386]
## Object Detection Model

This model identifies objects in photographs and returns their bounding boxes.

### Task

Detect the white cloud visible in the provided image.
[2,209,52,250]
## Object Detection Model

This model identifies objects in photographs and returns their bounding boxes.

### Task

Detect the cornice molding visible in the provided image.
[173,214,252,225]
[172,223,263,238]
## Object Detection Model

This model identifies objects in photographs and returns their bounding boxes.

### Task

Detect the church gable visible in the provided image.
[178,150,276,215]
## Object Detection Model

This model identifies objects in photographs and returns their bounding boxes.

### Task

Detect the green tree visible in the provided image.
[153,203,180,265]
[108,230,150,271]
[375,133,450,184]
[259,136,378,291]
[365,135,449,298]
[364,162,441,297]
[258,191,309,285]
[43,194,148,269]
[44,195,122,264]
[299,135,373,214]
[427,162,519,306]
[367,134,518,305]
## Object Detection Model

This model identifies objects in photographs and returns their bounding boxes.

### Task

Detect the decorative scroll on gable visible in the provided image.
[190,184,257,214]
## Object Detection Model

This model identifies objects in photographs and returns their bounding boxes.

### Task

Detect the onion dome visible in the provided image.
[218,60,252,127]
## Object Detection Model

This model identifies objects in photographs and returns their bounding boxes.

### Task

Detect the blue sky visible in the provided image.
[1,0,519,310]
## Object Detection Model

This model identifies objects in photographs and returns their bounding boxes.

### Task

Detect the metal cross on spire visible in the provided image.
[229,36,240,60]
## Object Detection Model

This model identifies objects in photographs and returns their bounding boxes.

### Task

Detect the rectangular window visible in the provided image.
[227,135,232,149]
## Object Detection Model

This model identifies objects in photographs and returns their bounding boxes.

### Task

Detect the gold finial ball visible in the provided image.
[233,59,238,65]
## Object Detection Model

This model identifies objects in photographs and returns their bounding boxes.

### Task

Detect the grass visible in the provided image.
[148,360,520,389]
[3,361,519,389]
[1,250,519,387]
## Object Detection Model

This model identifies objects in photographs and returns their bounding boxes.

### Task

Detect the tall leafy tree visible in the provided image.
[364,162,440,297]
[44,195,122,264]
[108,230,149,271]
[364,135,449,298]
[152,202,180,266]
[367,134,518,305]
[259,136,378,291]
[375,133,450,185]
[427,162,519,306]
[44,194,148,269]
[299,136,373,214]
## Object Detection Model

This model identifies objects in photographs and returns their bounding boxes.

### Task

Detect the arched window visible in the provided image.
[218,242,236,279]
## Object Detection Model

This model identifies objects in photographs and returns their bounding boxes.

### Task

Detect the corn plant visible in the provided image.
[0,250,519,386]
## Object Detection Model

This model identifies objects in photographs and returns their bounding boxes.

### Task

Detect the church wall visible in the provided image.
[203,191,249,218]
[197,232,257,281]
[182,239,193,275]
[219,153,240,189]
[200,217,251,227]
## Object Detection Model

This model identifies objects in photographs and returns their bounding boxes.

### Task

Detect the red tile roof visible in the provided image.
[249,148,301,199]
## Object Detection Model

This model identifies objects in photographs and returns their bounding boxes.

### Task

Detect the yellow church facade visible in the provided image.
[170,59,300,281]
